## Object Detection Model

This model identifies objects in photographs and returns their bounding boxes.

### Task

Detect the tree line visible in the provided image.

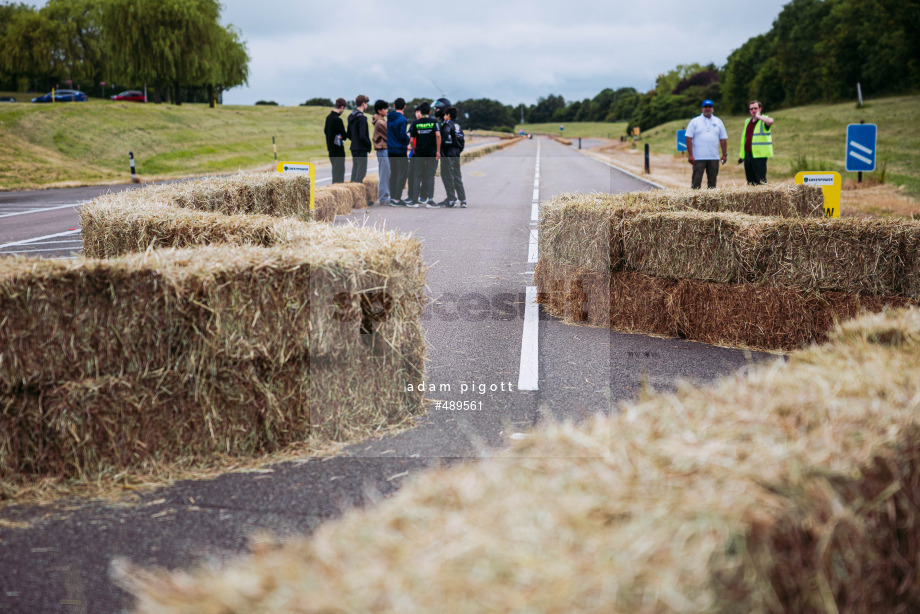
[0,0,249,105]
[547,0,918,133]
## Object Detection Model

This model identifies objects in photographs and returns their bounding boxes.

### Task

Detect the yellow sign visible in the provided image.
[276,161,315,212]
[795,171,841,218]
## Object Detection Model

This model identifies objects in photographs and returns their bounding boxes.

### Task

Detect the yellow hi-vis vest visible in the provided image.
[739,118,773,159]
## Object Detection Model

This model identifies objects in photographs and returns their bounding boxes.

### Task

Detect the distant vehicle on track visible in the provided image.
[0,96,16,103]
[111,90,146,103]
[31,89,88,103]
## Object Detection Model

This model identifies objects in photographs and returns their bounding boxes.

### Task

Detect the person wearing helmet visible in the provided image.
[438,106,466,208]
[433,97,451,121]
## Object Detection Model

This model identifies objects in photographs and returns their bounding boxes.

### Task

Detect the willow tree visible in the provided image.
[101,0,247,105]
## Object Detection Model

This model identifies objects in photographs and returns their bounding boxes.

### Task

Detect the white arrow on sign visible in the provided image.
[848,140,873,165]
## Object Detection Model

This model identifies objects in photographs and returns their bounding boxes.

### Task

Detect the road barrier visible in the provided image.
[119,307,920,614]
[4,178,427,498]
[536,185,920,350]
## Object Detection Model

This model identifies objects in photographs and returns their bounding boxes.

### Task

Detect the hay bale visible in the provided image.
[362,176,379,204]
[80,201,316,258]
[97,173,313,220]
[536,260,915,351]
[0,237,426,488]
[343,182,370,209]
[313,190,337,223]
[619,211,920,297]
[541,193,920,297]
[322,185,356,214]
[121,308,920,613]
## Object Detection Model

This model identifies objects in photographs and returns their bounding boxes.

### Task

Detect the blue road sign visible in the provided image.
[846,124,877,172]
[676,129,687,152]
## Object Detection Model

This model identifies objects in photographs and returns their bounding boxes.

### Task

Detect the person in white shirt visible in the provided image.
[685,99,728,189]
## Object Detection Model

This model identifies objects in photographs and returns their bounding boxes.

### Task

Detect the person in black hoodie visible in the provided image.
[323,98,347,184]
[347,94,371,183]
[439,106,466,207]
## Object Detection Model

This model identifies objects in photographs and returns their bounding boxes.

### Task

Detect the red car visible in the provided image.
[111,90,146,102]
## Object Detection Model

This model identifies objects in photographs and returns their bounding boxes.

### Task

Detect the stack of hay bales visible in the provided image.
[120,307,920,613]
[1,177,427,496]
[537,184,919,350]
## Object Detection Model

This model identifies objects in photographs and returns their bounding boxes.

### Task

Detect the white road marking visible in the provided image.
[2,247,83,254]
[517,286,540,391]
[0,203,83,219]
[0,229,81,250]
[849,140,873,155]
[517,141,541,391]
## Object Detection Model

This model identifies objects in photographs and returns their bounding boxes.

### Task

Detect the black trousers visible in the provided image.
[691,159,720,189]
[744,155,768,185]
[329,154,345,184]
[440,156,466,202]
[350,151,368,183]
[389,152,408,201]
[411,157,437,201]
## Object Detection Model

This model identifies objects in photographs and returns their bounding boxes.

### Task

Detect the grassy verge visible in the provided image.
[519,95,920,200]
[0,97,331,190]
[522,96,920,218]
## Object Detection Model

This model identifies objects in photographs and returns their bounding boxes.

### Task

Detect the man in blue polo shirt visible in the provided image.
[685,99,728,189]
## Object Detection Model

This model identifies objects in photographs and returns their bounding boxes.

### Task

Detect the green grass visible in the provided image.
[518,95,920,197]
[0,94,334,189]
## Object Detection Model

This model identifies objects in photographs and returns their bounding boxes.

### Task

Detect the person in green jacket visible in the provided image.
[738,100,774,185]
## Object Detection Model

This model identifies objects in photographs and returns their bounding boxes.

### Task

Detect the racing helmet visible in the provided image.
[433,97,451,119]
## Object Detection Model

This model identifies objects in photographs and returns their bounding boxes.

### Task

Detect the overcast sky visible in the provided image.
[29,0,791,107]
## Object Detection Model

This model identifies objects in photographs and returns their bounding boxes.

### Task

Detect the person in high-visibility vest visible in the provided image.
[738,100,774,185]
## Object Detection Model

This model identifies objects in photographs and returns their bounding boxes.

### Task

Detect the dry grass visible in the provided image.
[120,308,920,613]
[1,229,427,499]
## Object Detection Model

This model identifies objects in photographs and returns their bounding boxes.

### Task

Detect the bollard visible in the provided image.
[273,136,277,161]
[644,143,650,174]
[578,137,582,150]
[129,151,139,183]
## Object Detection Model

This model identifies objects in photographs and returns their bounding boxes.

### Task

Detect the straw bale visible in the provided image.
[361,176,378,204]
[92,173,314,220]
[312,190,337,223]
[342,182,371,209]
[536,260,914,351]
[542,192,920,297]
[121,308,920,614]
[80,201,318,258]
[1,237,426,484]
[321,185,357,214]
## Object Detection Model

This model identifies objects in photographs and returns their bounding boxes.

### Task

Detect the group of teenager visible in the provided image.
[324,95,467,209]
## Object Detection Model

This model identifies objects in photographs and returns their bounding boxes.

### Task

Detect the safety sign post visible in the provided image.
[277,161,315,212]
[676,129,687,153]
[795,171,841,219]
[845,123,877,174]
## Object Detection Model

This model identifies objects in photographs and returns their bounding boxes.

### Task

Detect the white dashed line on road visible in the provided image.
[518,140,541,391]
[0,203,83,219]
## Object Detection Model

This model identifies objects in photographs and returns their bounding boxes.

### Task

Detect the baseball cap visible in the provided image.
[702,99,714,107]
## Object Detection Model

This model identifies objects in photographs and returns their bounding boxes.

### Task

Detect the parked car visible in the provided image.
[111,90,146,103]
[0,96,16,103]
[31,89,88,103]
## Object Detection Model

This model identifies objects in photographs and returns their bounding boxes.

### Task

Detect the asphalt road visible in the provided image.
[0,137,775,613]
